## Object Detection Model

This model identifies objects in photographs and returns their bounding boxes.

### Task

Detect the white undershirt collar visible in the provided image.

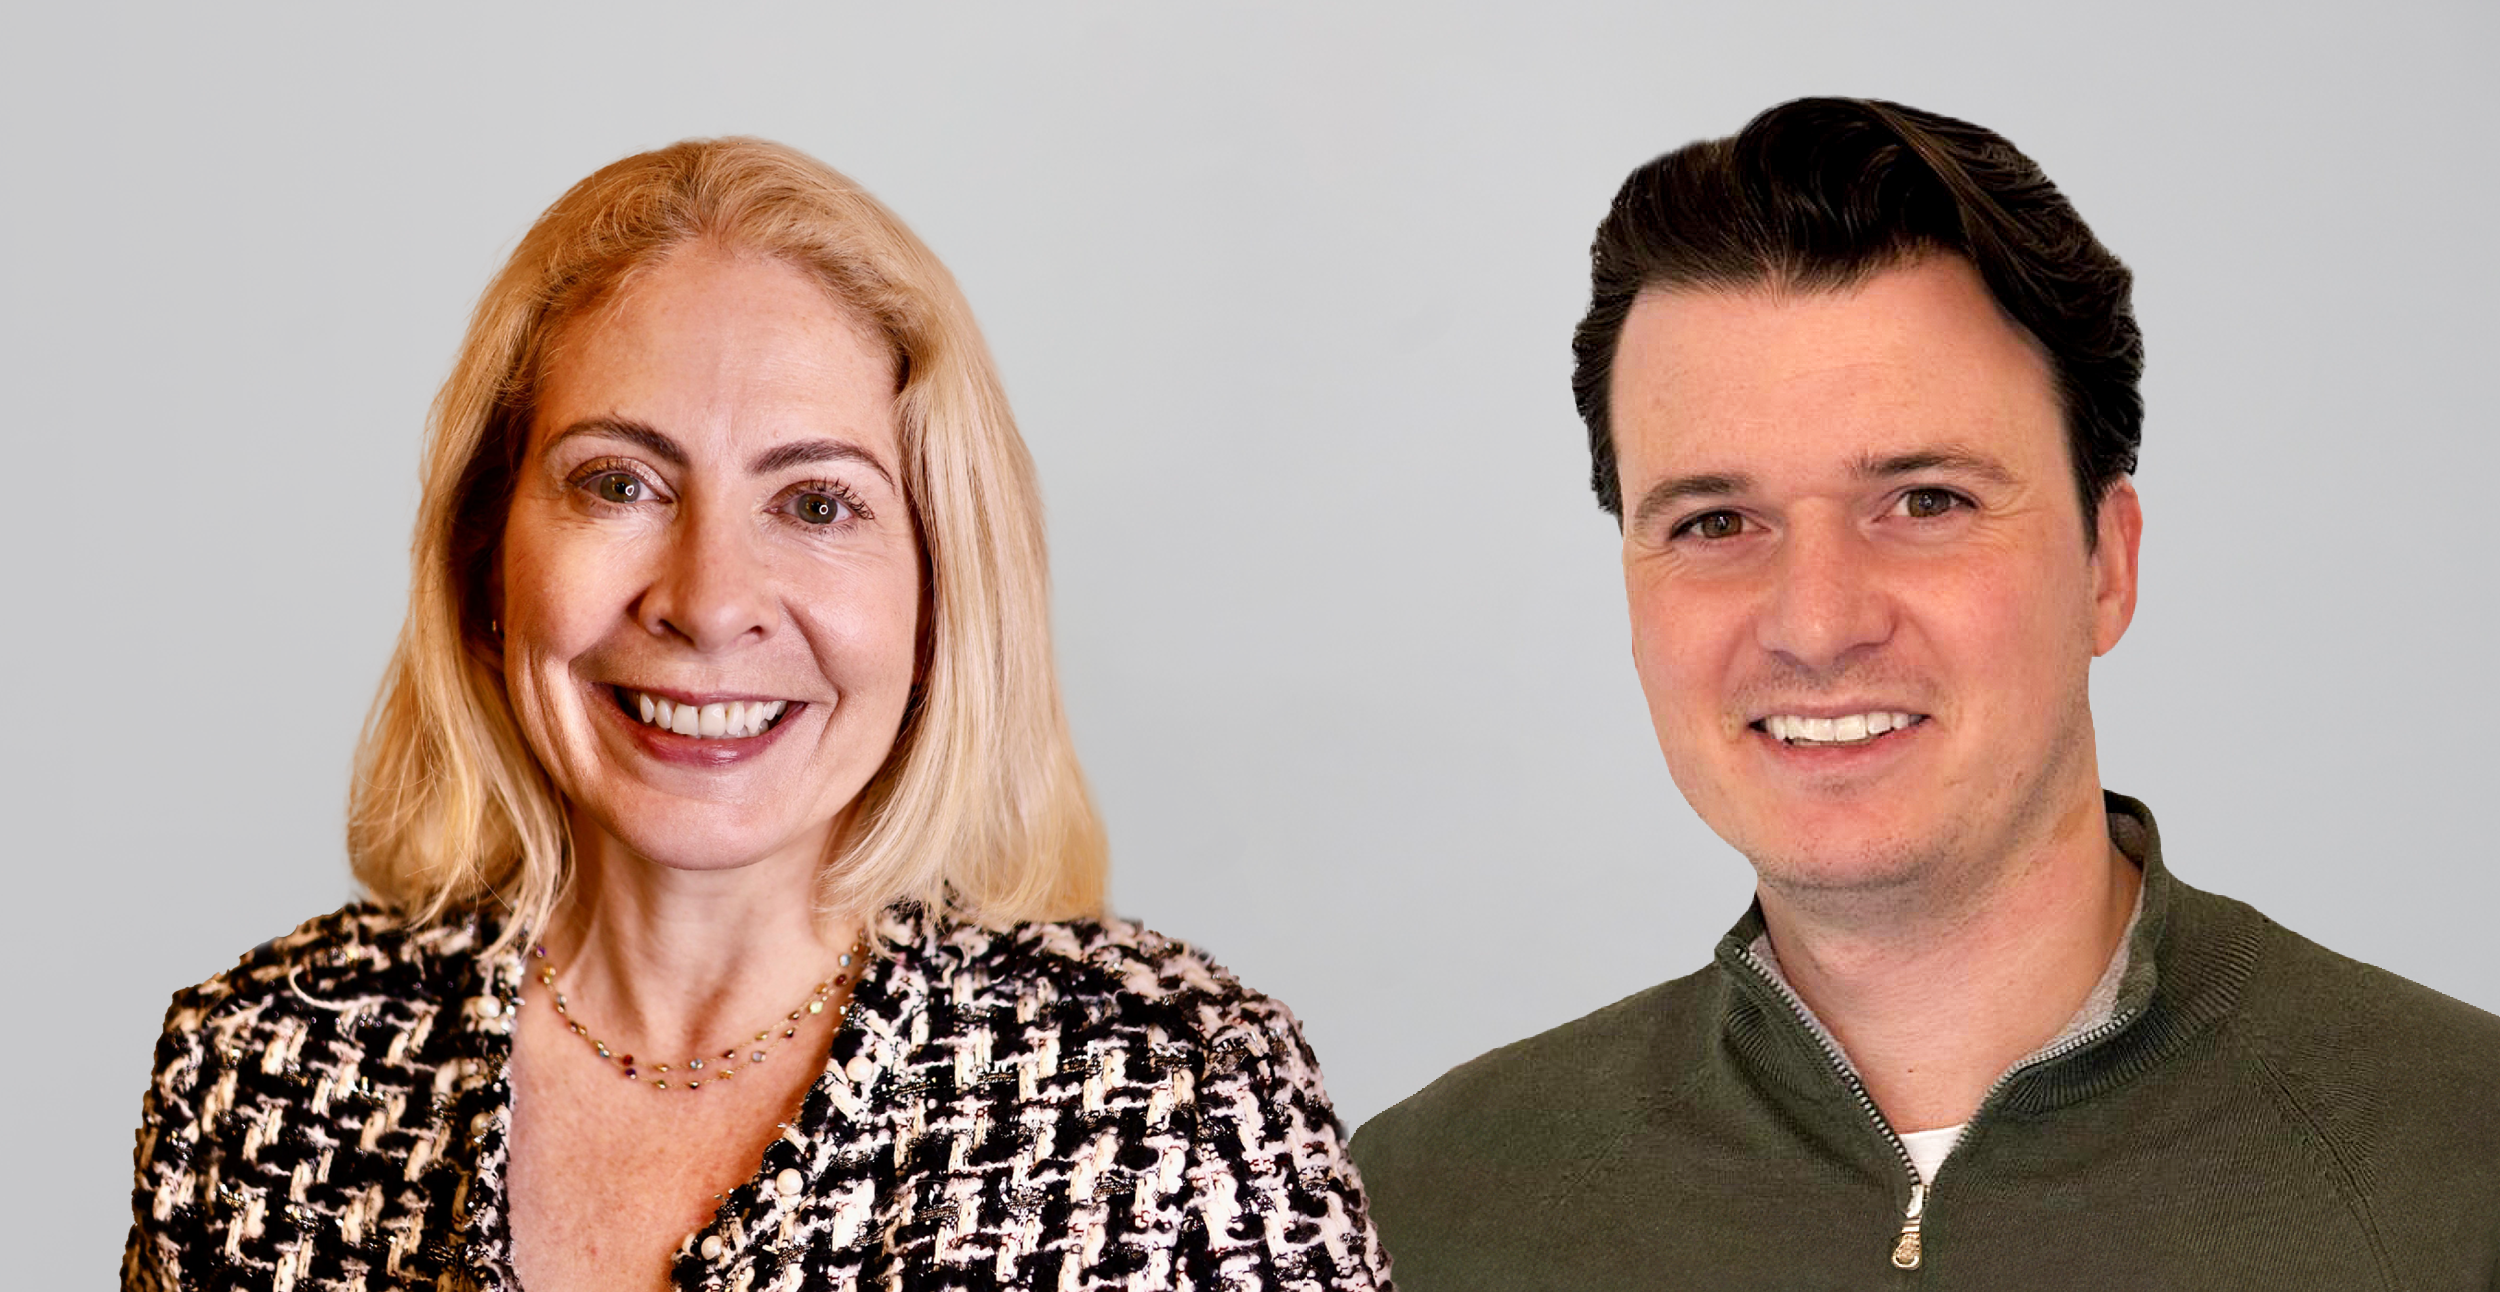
[1744,880,2146,1185]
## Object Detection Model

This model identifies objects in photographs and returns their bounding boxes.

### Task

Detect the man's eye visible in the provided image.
[1679,511,1746,541]
[792,491,850,525]
[1899,488,1962,519]
[593,472,645,504]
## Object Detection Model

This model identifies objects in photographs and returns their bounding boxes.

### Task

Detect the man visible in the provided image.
[1349,98,2500,1289]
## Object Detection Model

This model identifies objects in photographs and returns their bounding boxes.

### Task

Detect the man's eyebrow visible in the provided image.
[549,416,685,466]
[1856,447,2019,485]
[1631,472,1752,533]
[749,438,896,489]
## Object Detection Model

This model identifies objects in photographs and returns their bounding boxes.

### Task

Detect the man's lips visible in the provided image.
[1750,710,1929,747]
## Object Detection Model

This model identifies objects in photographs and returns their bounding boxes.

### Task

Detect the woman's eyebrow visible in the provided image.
[749,438,896,489]
[545,418,895,490]
[548,416,686,466]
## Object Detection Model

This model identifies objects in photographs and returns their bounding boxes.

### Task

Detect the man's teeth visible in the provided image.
[627,691,789,740]
[1764,712,1920,745]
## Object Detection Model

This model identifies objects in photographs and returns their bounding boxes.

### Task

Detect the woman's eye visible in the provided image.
[1680,511,1746,541]
[592,472,645,504]
[1900,488,1962,519]
[791,491,850,525]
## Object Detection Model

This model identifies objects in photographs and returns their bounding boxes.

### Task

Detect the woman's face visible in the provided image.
[498,247,921,875]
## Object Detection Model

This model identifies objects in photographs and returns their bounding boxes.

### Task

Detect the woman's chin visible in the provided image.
[566,797,840,880]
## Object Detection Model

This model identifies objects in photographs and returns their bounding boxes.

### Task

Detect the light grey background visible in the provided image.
[6,2,2494,1278]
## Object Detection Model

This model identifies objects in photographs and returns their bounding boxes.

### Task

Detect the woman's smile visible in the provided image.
[612,686,800,741]
[588,681,816,770]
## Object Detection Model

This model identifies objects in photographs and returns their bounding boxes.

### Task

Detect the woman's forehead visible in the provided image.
[532,251,903,472]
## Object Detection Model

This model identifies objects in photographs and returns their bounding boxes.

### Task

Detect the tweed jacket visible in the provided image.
[125,902,1392,1291]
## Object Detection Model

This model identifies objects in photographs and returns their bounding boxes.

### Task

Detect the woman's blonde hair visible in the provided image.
[348,138,1106,945]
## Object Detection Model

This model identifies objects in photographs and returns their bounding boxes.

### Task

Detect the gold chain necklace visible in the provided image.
[528,938,868,1094]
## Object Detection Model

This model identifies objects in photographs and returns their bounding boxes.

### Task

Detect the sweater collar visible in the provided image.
[1712,792,2263,1117]
[1739,876,2142,1091]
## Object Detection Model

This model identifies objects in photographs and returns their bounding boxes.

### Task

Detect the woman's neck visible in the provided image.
[540,812,866,1064]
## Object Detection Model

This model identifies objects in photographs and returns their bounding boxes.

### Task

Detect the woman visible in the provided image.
[125,139,1390,1291]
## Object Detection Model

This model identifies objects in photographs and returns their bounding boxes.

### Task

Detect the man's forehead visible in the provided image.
[1620,260,2027,376]
[1610,262,2062,475]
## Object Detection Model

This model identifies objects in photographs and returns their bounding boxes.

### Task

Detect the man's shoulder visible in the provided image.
[2230,889,2500,1064]
[1352,963,1720,1196]
[2227,895,2500,1104]
[1347,965,1724,1288]
[2189,894,2500,1276]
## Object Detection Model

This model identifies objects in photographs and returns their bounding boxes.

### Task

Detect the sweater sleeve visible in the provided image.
[1176,1005,1395,1290]
[124,991,214,1291]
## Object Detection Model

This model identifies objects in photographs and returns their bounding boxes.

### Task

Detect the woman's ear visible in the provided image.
[909,508,935,704]
[474,563,508,668]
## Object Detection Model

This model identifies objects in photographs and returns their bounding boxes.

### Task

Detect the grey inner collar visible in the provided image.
[1746,876,2145,1095]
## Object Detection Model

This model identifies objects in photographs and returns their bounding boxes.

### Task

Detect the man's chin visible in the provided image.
[1731,820,1957,901]
[1747,847,1940,899]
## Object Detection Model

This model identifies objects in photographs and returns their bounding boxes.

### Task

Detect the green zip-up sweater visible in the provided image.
[1350,795,2500,1289]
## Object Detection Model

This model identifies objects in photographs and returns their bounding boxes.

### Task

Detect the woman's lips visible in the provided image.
[600,685,812,768]
[613,686,793,739]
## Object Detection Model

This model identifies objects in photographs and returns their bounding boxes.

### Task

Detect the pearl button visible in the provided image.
[775,1168,804,1197]
[475,997,503,1019]
[699,1234,723,1260]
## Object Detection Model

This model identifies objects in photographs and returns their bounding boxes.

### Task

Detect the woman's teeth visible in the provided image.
[1763,711,1921,746]
[625,690,789,739]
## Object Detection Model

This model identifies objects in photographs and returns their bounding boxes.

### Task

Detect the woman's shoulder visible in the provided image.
[130,904,517,1287]
[892,909,1312,1066]
[887,912,1387,1280]
[162,901,501,1024]
[147,903,512,1099]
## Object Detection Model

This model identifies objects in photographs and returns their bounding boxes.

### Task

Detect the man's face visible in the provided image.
[1611,256,2140,899]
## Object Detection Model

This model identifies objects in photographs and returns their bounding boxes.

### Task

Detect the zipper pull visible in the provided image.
[1890,1182,1926,1270]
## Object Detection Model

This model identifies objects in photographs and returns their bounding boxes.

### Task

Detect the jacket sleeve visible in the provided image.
[1176,1005,1395,1290]
[125,991,213,1291]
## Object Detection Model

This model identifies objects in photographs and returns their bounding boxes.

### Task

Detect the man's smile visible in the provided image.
[1752,710,1930,747]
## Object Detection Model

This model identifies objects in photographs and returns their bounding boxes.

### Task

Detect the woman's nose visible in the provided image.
[1755,516,1894,673]
[639,501,774,651]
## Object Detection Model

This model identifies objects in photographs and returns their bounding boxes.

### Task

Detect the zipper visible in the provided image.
[1736,949,1929,1272]
[1740,943,2141,1276]
[1971,1008,2135,1109]
[1891,1183,1926,1270]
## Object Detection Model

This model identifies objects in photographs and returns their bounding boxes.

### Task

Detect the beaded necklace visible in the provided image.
[528,938,867,1094]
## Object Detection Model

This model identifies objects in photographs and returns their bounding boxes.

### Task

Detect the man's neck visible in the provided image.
[1753,795,2143,1134]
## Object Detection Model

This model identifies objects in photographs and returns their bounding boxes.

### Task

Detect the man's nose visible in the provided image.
[639,502,774,652]
[1755,514,1893,672]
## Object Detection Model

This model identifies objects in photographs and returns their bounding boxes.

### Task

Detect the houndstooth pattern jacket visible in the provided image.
[124,902,1393,1290]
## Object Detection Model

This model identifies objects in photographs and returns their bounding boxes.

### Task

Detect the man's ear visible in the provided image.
[2090,478,2143,657]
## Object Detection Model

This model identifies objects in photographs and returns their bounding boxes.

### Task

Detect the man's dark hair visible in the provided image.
[1571,97,2142,536]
